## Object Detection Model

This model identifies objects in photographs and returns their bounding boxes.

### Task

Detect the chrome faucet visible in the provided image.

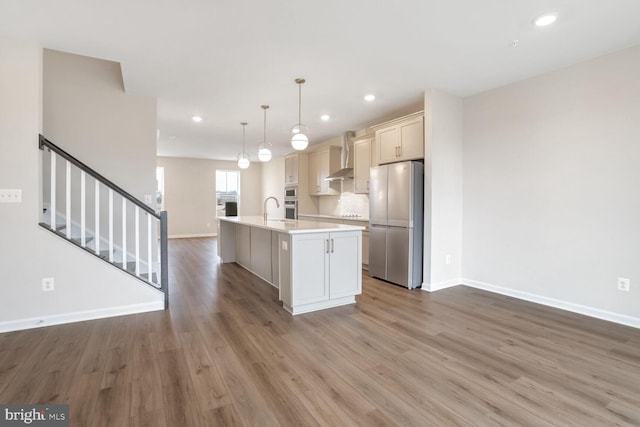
[263,196,280,221]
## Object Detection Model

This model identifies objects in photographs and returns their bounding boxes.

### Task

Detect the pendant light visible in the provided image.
[237,122,250,169]
[290,78,310,150]
[257,105,272,162]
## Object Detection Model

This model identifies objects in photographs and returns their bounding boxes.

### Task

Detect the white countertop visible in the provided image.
[219,216,365,234]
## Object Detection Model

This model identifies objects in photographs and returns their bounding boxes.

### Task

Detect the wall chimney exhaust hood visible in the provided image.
[325,131,355,181]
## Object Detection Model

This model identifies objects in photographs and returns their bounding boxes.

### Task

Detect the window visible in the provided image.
[216,170,240,217]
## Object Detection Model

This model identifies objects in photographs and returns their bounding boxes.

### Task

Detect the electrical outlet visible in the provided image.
[42,277,55,292]
[0,189,22,203]
[617,277,630,292]
[445,254,452,265]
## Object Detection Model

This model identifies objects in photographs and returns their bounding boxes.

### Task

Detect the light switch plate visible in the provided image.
[144,194,153,204]
[0,189,22,203]
[282,241,288,251]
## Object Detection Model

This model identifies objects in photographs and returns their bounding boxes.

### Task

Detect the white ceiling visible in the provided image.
[2,0,640,161]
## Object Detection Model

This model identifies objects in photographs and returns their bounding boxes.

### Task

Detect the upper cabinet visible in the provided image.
[372,111,424,165]
[284,153,299,185]
[353,134,374,194]
[308,147,341,196]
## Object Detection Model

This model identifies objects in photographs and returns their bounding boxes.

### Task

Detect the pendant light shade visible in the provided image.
[257,105,272,162]
[290,78,309,150]
[237,122,250,169]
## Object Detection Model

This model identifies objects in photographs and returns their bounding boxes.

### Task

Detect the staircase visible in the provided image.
[38,135,169,308]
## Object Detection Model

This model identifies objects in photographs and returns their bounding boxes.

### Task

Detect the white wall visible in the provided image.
[157,156,262,237]
[423,89,464,290]
[0,38,163,332]
[261,156,285,218]
[462,45,640,322]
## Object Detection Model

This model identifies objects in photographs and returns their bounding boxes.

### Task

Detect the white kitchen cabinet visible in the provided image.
[291,230,361,308]
[353,135,373,194]
[284,153,299,185]
[373,111,424,165]
[308,147,341,196]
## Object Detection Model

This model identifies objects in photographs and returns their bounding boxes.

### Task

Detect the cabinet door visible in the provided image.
[308,152,320,195]
[398,116,424,161]
[291,233,329,304]
[317,150,330,194]
[329,231,361,298]
[285,154,298,185]
[377,126,399,164]
[354,138,371,194]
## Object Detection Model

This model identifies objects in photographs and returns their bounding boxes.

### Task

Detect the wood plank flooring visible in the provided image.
[1,237,639,426]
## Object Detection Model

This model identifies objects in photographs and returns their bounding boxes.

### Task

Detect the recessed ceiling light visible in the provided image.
[364,94,375,102]
[192,115,203,123]
[534,14,557,27]
[320,114,331,121]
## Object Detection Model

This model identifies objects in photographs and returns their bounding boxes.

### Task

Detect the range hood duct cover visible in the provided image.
[325,131,355,181]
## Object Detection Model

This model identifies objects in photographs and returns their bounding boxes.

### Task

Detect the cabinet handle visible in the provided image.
[326,239,329,253]
[331,239,334,253]
[398,146,402,157]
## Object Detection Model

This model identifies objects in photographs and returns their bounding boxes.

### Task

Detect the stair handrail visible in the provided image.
[39,134,160,219]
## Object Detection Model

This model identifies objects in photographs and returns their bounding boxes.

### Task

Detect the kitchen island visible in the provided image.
[218,216,364,315]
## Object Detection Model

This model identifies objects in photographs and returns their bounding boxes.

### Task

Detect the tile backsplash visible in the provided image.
[318,180,369,218]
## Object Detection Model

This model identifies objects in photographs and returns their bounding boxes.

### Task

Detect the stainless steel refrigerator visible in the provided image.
[369,161,423,289]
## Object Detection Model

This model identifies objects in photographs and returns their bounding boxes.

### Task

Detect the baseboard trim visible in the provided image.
[0,301,165,333]
[462,278,640,329]
[421,278,462,292]
[168,233,217,239]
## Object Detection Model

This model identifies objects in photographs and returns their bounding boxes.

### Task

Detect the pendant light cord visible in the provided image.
[264,108,267,143]
[298,83,302,124]
[242,123,246,153]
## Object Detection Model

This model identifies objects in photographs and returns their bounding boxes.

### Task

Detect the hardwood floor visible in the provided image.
[1,237,640,426]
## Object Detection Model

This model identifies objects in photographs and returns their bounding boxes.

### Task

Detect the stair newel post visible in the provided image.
[122,198,127,269]
[65,160,71,238]
[50,152,56,230]
[80,170,86,247]
[135,206,140,276]
[94,180,100,255]
[160,210,169,309]
[147,213,152,284]
[108,189,114,262]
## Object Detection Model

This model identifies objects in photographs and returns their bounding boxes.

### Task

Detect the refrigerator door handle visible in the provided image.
[331,238,334,253]
[325,239,329,254]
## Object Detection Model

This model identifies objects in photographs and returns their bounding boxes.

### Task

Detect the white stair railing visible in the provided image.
[39,134,168,308]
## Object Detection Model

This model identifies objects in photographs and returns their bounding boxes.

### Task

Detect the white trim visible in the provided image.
[168,233,217,239]
[421,278,462,292]
[462,278,640,329]
[283,296,356,315]
[0,300,164,333]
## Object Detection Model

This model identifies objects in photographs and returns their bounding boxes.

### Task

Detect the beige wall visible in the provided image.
[43,49,157,200]
[261,156,285,218]
[423,89,464,289]
[462,44,640,321]
[0,38,162,330]
[157,156,262,237]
